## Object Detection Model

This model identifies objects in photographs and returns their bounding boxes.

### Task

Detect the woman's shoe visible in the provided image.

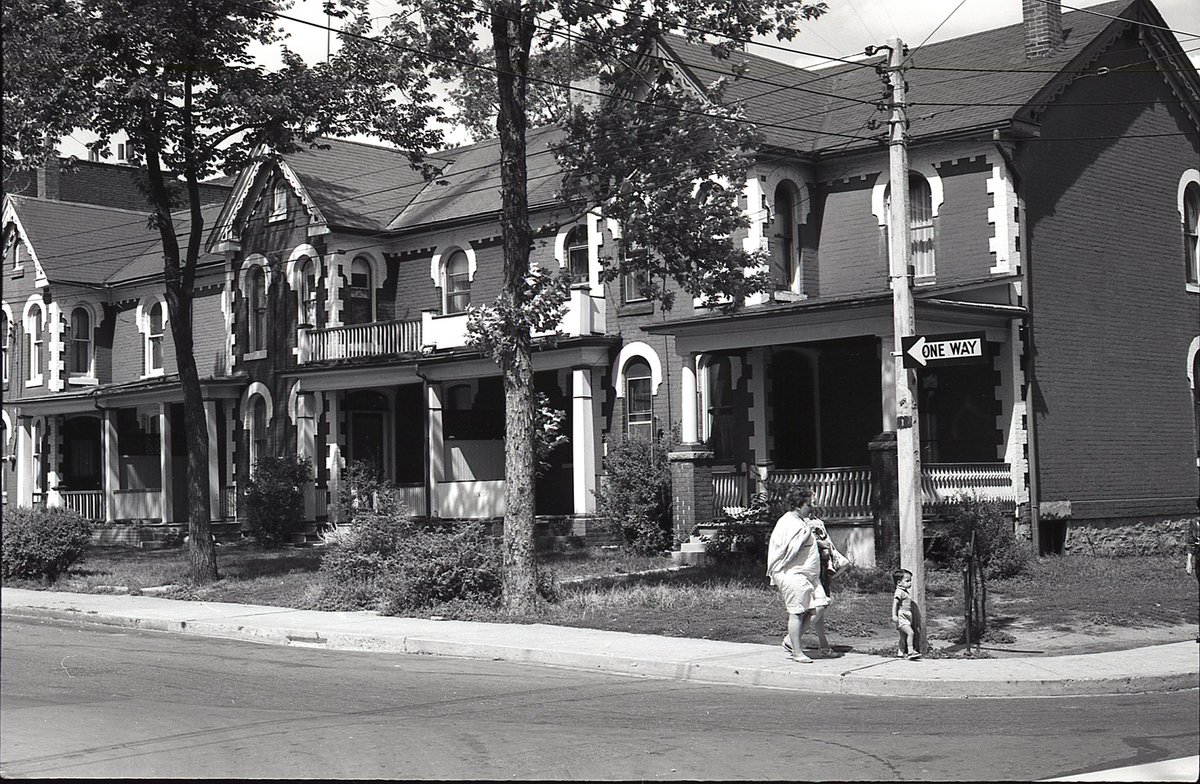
[790,654,813,664]
[818,647,836,658]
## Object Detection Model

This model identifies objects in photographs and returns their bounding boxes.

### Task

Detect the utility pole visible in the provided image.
[883,37,926,651]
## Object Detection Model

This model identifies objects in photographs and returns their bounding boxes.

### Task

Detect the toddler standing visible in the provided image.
[892,569,921,660]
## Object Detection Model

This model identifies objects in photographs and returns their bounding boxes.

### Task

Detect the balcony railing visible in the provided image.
[60,490,104,521]
[305,318,422,362]
[719,462,1015,520]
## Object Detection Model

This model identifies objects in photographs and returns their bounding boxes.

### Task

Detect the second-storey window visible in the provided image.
[1184,181,1199,286]
[772,182,800,291]
[346,256,374,325]
[298,256,319,327]
[26,304,44,383]
[147,301,164,372]
[444,250,471,314]
[248,265,267,351]
[566,225,589,284]
[69,307,92,377]
[624,358,654,439]
[1,310,8,384]
[885,173,937,279]
[270,182,288,222]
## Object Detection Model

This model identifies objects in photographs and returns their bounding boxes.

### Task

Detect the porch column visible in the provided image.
[295,392,317,520]
[159,403,173,523]
[325,393,343,521]
[879,335,897,431]
[15,416,33,507]
[427,382,444,519]
[680,352,699,444]
[668,448,714,545]
[204,400,221,522]
[45,415,61,507]
[103,409,118,522]
[746,347,772,496]
[571,366,597,514]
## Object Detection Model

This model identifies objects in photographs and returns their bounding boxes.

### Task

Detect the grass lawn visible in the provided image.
[9,542,1197,655]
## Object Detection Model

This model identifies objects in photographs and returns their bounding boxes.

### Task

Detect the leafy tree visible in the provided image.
[3,0,441,582]
[371,0,827,610]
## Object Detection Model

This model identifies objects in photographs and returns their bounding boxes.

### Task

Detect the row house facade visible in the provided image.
[3,0,1198,560]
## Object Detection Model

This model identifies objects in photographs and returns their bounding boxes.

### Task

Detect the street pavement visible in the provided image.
[2,587,1197,700]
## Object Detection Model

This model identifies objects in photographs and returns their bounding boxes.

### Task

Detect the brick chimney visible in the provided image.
[1023,0,1064,58]
[35,156,61,200]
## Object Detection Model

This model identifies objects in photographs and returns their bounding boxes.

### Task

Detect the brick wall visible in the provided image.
[1020,29,1200,522]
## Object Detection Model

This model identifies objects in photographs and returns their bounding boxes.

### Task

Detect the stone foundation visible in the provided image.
[1061,516,1198,557]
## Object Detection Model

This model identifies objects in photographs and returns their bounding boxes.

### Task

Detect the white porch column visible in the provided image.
[204,400,221,522]
[159,403,173,523]
[45,416,61,507]
[747,347,772,482]
[571,367,597,514]
[427,383,444,519]
[103,409,118,522]
[325,393,343,521]
[880,335,897,431]
[15,417,33,506]
[295,392,317,520]
[680,353,699,444]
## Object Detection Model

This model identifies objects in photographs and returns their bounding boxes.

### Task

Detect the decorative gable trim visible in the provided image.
[3,202,49,288]
[208,148,330,251]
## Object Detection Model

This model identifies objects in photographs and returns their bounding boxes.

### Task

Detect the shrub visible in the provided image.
[2,506,93,581]
[935,495,1033,579]
[317,502,505,613]
[330,460,392,524]
[594,431,673,554]
[704,491,771,562]
[244,455,311,546]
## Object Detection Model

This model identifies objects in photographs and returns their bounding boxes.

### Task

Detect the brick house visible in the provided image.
[3,0,1197,558]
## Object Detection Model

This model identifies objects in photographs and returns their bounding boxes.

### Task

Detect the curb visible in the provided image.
[6,604,1198,698]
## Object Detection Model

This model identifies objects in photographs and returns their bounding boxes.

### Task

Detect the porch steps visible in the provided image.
[671,535,711,567]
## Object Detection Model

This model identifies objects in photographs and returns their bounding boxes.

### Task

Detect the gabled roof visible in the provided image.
[5,194,222,286]
[388,125,564,231]
[661,0,1170,153]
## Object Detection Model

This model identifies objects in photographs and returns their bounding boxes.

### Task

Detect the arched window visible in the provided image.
[31,418,44,500]
[566,225,589,284]
[26,303,44,383]
[271,181,288,222]
[624,358,654,438]
[705,355,736,459]
[346,256,374,325]
[250,395,268,469]
[885,172,937,279]
[69,307,92,377]
[1,310,9,384]
[444,250,471,314]
[1183,181,1199,286]
[297,256,318,327]
[772,182,799,291]
[247,265,266,351]
[147,300,164,373]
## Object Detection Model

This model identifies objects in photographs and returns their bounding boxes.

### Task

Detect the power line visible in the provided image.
[1032,0,1200,40]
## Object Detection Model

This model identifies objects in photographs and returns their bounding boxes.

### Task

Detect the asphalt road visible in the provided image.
[1,617,1196,780]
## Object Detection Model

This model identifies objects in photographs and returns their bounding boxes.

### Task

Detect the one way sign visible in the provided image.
[901,331,988,369]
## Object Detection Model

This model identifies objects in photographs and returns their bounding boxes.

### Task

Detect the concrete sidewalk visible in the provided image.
[3,588,1197,698]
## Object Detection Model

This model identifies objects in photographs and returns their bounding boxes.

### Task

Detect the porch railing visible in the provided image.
[712,468,748,511]
[60,490,104,521]
[727,462,1015,520]
[766,467,873,519]
[307,318,422,362]
[922,462,1015,513]
[221,485,237,519]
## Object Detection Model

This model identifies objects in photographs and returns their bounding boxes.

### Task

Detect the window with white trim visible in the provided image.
[250,395,268,470]
[566,225,589,284]
[346,256,375,325]
[772,181,801,291]
[444,250,471,314]
[297,256,319,327]
[26,303,44,384]
[1,310,9,384]
[247,265,267,350]
[885,173,937,279]
[147,300,164,374]
[1183,181,1199,287]
[619,242,650,304]
[270,181,288,222]
[624,358,654,438]
[31,418,44,499]
[68,306,93,378]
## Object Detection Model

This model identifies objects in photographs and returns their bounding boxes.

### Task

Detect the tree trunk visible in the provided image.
[145,143,218,584]
[492,1,537,612]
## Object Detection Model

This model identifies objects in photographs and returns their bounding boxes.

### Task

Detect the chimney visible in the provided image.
[1023,0,1064,58]
[35,156,61,200]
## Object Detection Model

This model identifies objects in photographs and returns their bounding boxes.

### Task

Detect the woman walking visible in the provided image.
[766,486,833,663]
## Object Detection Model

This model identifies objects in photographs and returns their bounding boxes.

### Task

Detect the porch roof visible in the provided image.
[641,290,1026,339]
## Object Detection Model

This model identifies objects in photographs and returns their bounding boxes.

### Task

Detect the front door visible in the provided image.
[348,411,386,479]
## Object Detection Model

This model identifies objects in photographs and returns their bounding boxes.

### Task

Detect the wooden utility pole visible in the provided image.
[885,37,926,651]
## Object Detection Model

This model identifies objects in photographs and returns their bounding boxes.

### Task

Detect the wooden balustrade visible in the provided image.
[60,490,104,521]
[221,485,237,520]
[712,469,747,512]
[922,462,1015,512]
[308,318,422,362]
[766,467,873,519]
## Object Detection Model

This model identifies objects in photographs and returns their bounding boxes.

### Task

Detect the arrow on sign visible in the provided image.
[902,333,986,368]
